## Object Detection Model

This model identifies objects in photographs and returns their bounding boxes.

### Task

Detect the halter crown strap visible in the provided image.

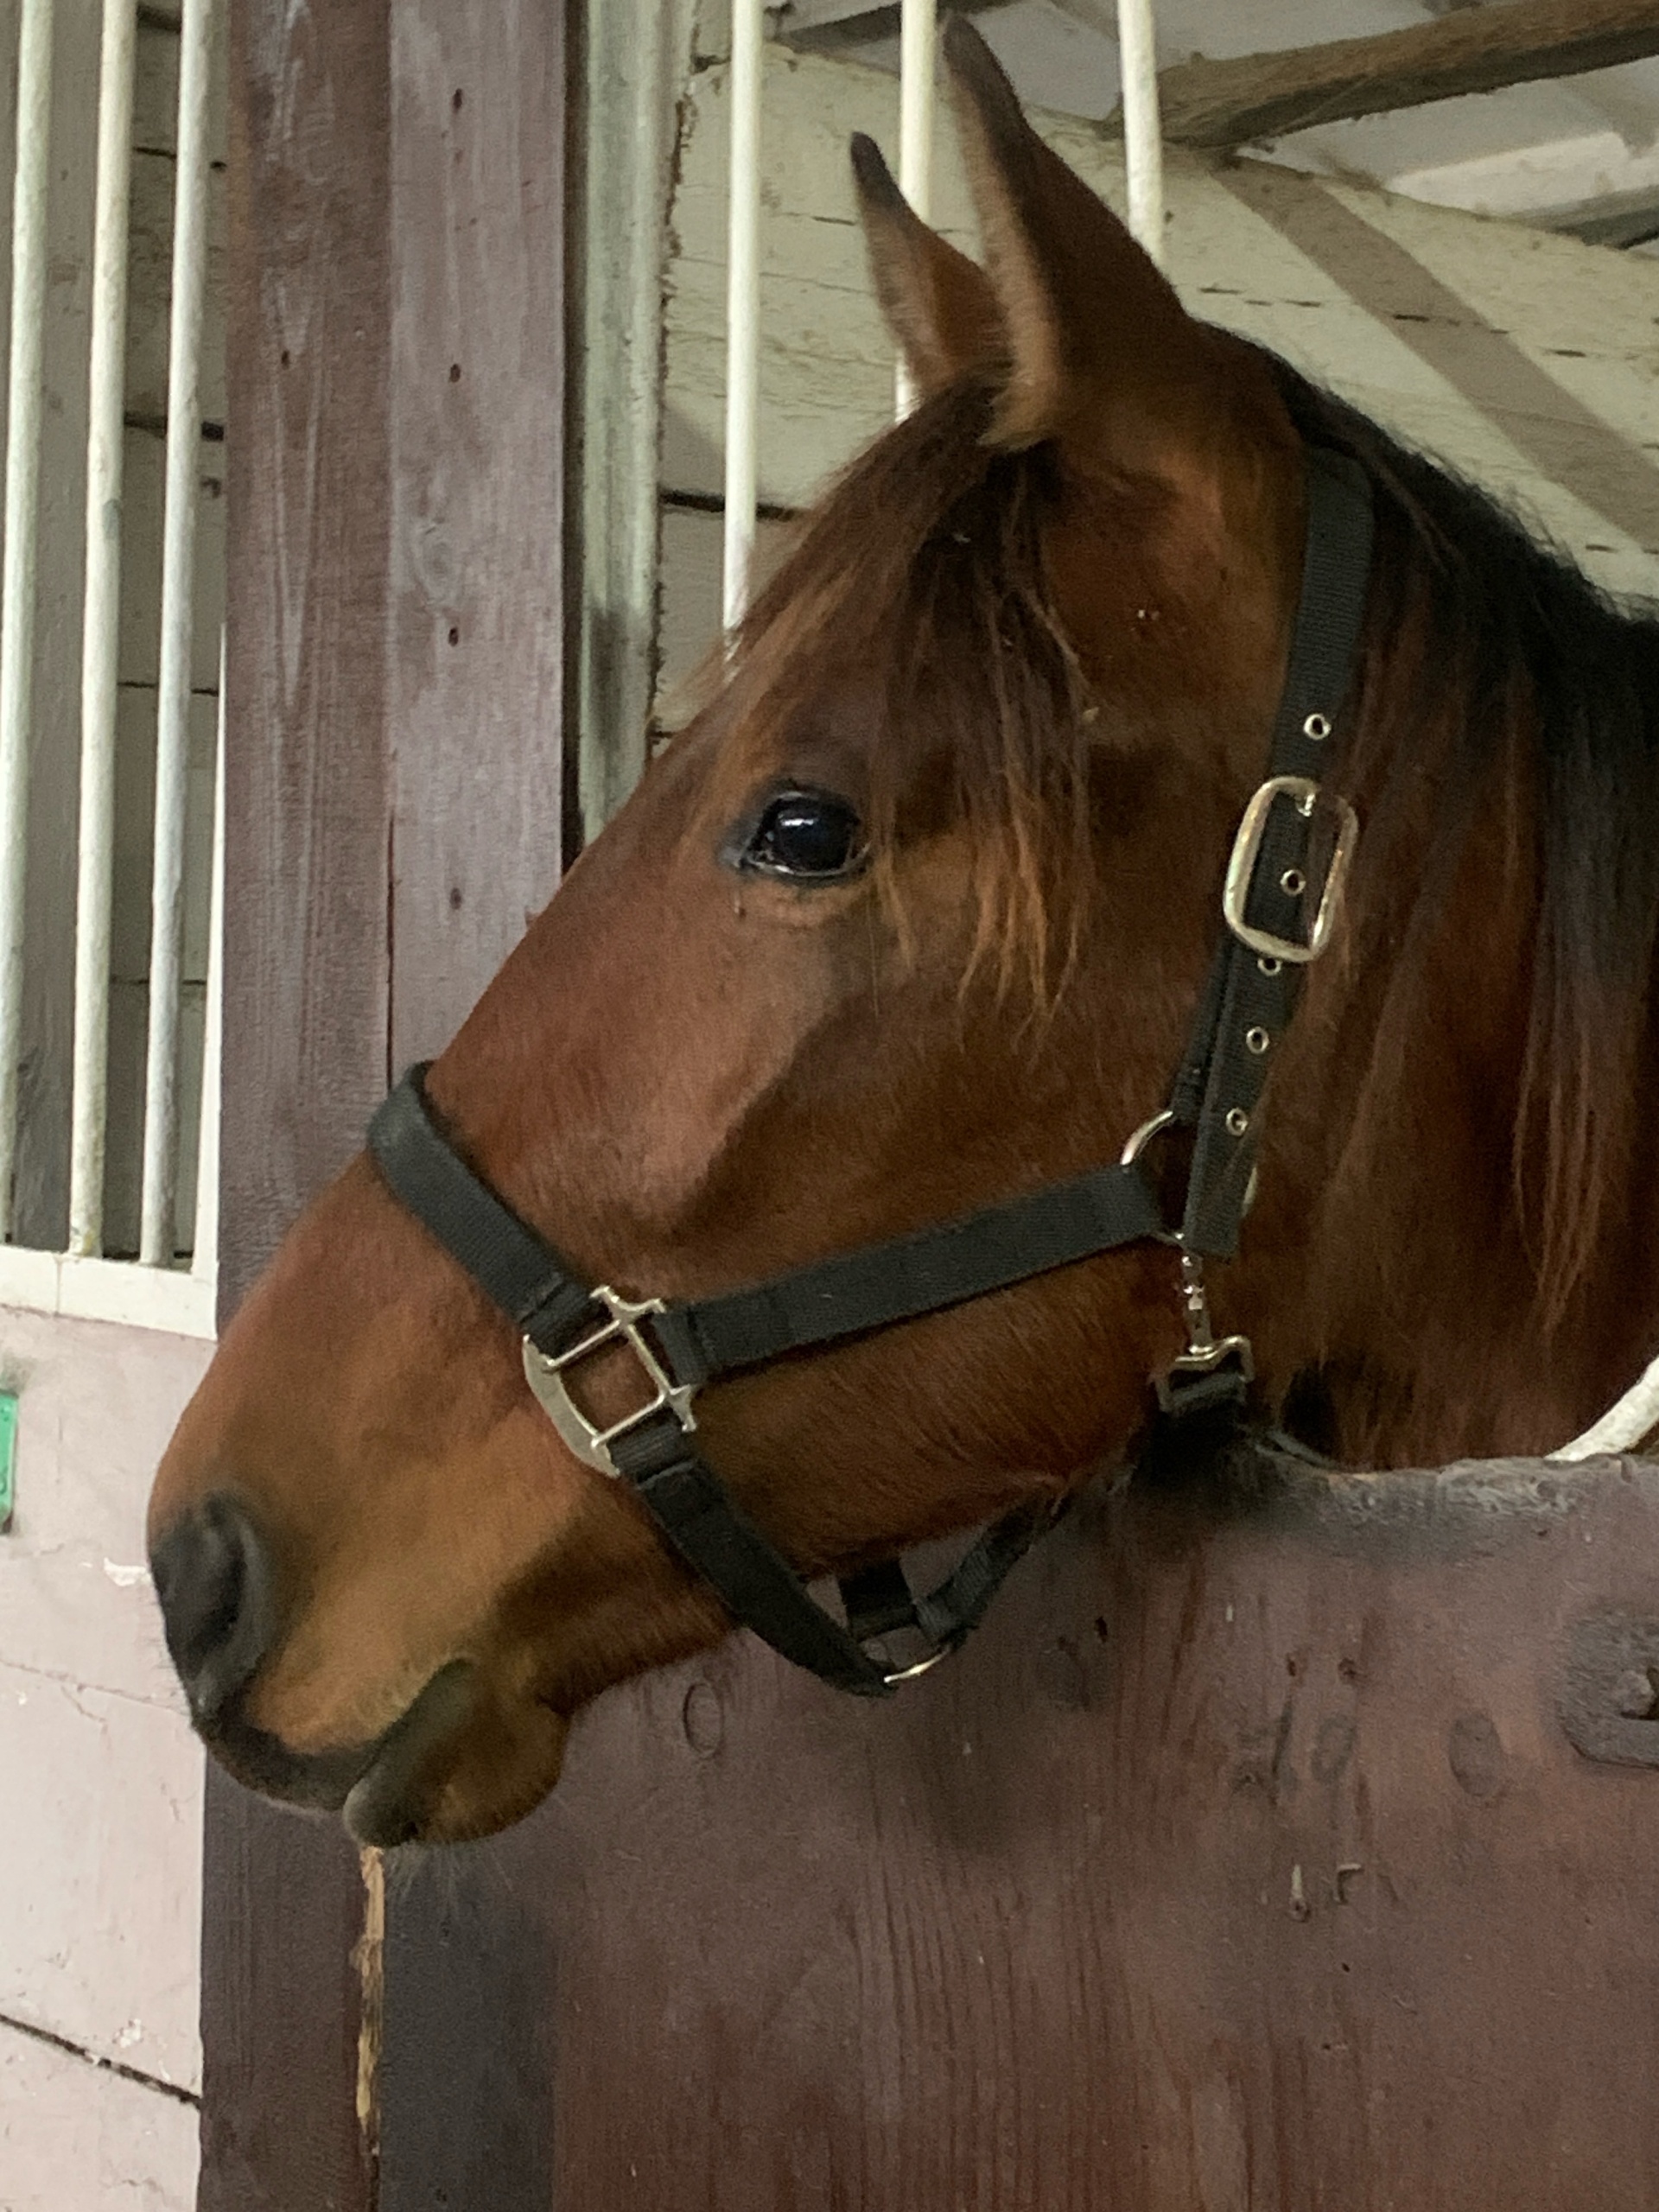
[1177,448,1374,1261]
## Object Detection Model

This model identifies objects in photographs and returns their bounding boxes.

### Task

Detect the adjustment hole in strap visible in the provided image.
[1225,1107,1250,1137]
[1280,867,1307,898]
[1258,956,1282,976]
[1304,712,1331,741]
[1245,1027,1270,1055]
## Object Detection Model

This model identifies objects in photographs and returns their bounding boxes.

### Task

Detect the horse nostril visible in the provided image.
[149,1493,277,1726]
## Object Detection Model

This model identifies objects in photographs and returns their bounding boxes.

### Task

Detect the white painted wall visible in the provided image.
[0,2019,197,2212]
[0,13,225,2208]
[0,1308,208,2210]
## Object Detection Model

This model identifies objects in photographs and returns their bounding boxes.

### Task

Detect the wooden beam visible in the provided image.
[1128,0,1659,149]
[773,0,997,57]
[1546,187,1659,249]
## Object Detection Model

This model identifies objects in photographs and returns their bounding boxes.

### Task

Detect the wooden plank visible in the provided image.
[537,1452,1659,2207]
[1141,0,1659,150]
[204,0,394,2202]
[378,1818,558,2211]
[384,0,565,1072]
[374,5,570,2207]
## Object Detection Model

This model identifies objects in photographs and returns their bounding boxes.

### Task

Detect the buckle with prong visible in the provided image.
[1222,775,1357,965]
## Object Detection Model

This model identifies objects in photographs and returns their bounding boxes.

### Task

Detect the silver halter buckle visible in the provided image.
[1222,775,1358,965]
[522,1287,697,1478]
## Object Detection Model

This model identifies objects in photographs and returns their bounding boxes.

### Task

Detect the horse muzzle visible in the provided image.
[149,1492,482,1840]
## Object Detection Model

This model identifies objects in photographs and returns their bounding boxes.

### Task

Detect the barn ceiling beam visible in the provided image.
[1116,0,1659,149]
[772,0,999,57]
[1544,184,1659,248]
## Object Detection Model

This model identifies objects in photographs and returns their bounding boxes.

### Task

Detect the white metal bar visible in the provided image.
[895,0,936,417]
[190,628,224,1287]
[1116,0,1166,270]
[143,0,217,1266]
[67,0,137,1256]
[0,0,55,1242]
[578,0,696,832]
[721,0,764,632]
[0,1242,216,1336]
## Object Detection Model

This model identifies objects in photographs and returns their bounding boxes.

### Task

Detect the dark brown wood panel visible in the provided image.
[534,1452,1659,2209]
[207,0,394,2204]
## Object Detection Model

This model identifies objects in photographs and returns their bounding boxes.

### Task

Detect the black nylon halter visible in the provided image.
[367,444,1374,1698]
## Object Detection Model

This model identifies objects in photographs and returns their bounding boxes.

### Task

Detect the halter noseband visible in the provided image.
[367,445,1374,1698]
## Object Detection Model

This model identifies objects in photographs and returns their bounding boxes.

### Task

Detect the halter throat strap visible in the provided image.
[365,442,1375,1697]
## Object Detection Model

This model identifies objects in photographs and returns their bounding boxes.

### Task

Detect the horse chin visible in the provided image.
[341,1661,572,1847]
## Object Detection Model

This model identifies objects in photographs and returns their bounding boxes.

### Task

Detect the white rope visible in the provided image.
[1549,1351,1659,1462]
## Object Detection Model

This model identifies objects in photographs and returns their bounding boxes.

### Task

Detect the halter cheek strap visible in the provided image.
[368,1065,1154,1694]
[365,442,1375,1697]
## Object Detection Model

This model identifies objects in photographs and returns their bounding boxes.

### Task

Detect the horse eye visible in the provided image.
[741,791,866,880]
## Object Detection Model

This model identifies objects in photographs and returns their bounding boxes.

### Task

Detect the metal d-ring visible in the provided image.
[1120,1106,1176,1167]
[881,1646,952,1687]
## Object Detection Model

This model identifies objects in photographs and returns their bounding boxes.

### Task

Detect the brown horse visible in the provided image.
[149,23,1659,1846]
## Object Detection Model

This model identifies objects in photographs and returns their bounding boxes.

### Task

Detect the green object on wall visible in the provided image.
[0,1391,15,1530]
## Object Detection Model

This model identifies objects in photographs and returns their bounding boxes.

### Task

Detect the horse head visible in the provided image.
[147,22,1659,1842]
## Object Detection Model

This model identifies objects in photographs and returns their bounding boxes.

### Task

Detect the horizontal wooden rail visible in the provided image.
[1119,0,1659,149]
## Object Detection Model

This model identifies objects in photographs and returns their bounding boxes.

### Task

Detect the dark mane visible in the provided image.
[1274,362,1659,1316]
[724,354,1659,1318]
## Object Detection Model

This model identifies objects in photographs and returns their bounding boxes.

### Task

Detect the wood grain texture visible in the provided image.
[1147,0,1659,149]
[219,0,394,1310]
[206,0,394,2204]
[385,0,565,1072]
[374,6,570,2208]
[534,1453,1659,2209]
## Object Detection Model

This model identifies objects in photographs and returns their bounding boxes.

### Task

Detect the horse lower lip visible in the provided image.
[342,1660,478,1847]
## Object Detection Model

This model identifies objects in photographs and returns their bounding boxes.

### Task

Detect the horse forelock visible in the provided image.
[703,378,1107,1004]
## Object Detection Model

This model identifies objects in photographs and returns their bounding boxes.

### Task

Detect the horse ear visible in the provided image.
[940,16,1201,456]
[850,131,1004,397]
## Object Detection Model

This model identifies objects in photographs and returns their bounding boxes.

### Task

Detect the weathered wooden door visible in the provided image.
[213,4,1659,2205]
[512,1452,1659,2209]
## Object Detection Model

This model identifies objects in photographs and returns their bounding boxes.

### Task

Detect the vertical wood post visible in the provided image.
[210,0,569,2203]
[376,3,568,2201]
[207,0,392,2204]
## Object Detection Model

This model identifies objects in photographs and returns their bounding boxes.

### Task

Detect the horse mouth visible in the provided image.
[341,1659,480,1847]
[199,1659,479,1841]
